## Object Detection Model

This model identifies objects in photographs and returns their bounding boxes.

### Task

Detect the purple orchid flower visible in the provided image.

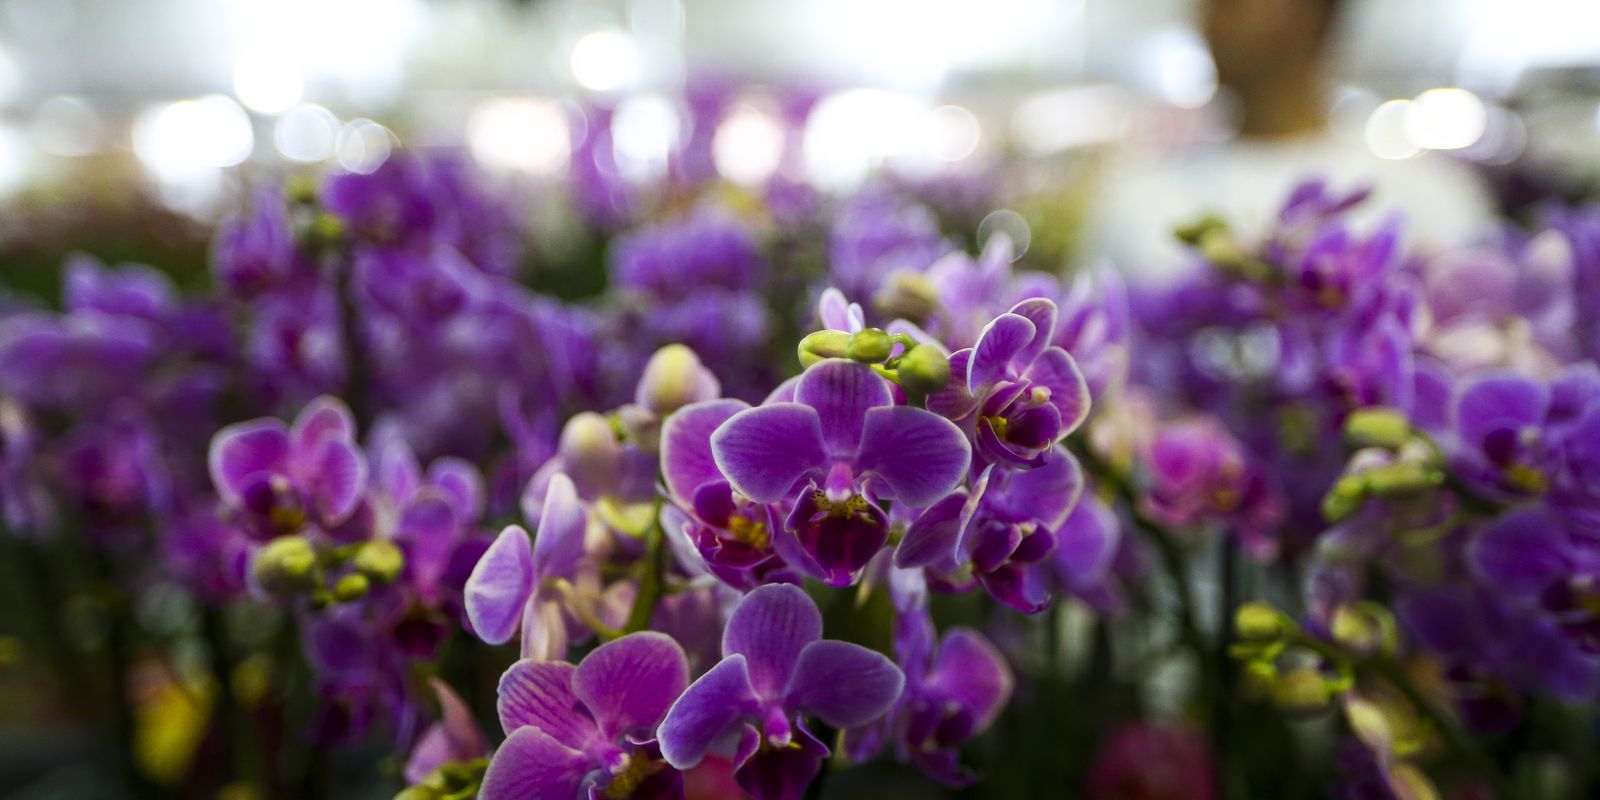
[657,584,904,800]
[212,188,307,297]
[1140,416,1284,559]
[847,611,1013,786]
[463,472,587,660]
[897,445,1083,612]
[1452,373,1555,498]
[208,396,368,540]
[710,359,970,586]
[944,298,1091,468]
[661,399,792,587]
[479,633,690,800]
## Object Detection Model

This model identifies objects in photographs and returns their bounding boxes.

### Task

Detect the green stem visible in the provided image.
[623,513,667,634]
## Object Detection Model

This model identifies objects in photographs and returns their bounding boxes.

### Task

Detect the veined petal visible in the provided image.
[712,404,827,504]
[924,629,1012,732]
[967,313,1036,391]
[895,491,968,570]
[306,436,367,525]
[1027,348,1091,436]
[208,419,290,505]
[662,399,750,506]
[763,376,800,405]
[291,395,356,453]
[817,288,859,333]
[397,491,459,592]
[574,632,690,742]
[1468,507,1571,598]
[427,457,484,522]
[722,584,822,698]
[786,640,904,729]
[521,593,569,662]
[497,659,596,746]
[1457,374,1548,452]
[1006,297,1058,369]
[659,655,762,769]
[478,726,592,800]
[1001,446,1084,531]
[533,472,586,579]
[1053,493,1121,590]
[795,359,892,457]
[465,525,535,645]
[926,348,979,421]
[857,406,971,508]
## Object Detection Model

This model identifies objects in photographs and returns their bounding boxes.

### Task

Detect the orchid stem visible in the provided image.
[623,510,667,634]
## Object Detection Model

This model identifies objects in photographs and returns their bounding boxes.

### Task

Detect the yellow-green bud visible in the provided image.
[847,328,894,363]
[1344,407,1412,450]
[636,344,714,415]
[897,345,951,396]
[1273,666,1332,714]
[310,213,344,245]
[252,535,318,596]
[1331,602,1398,656]
[1236,601,1287,642]
[798,331,852,367]
[1364,462,1443,497]
[558,412,622,497]
[333,573,371,603]
[1322,474,1368,523]
[1173,214,1228,246]
[285,174,319,206]
[353,539,405,584]
[873,270,939,322]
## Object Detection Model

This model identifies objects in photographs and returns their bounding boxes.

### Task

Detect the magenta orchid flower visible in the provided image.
[208,395,369,541]
[710,359,969,585]
[657,584,904,800]
[463,472,586,660]
[480,632,690,800]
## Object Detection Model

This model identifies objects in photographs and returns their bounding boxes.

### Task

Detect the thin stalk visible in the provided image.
[623,510,667,634]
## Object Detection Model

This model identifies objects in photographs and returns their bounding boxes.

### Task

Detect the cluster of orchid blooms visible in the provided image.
[5,140,1600,800]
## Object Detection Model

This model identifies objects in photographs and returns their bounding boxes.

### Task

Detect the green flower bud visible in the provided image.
[1331,602,1398,656]
[1364,462,1443,497]
[873,270,939,322]
[1344,407,1412,450]
[333,572,370,603]
[1173,214,1228,246]
[252,535,318,596]
[353,540,405,584]
[798,330,852,368]
[1236,601,1288,642]
[897,345,951,396]
[1322,474,1368,523]
[635,344,715,415]
[559,412,623,497]
[285,174,319,206]
[1273,665,1332,714]
[847,328,894,363]
[309,213,344,245]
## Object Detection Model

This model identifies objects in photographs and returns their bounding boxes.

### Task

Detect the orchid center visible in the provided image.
[810,489,874,522]
[727,512,771,550]
[602,750,666,800]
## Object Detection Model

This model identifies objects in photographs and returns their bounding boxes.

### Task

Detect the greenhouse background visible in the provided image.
[3,1,1600,798]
